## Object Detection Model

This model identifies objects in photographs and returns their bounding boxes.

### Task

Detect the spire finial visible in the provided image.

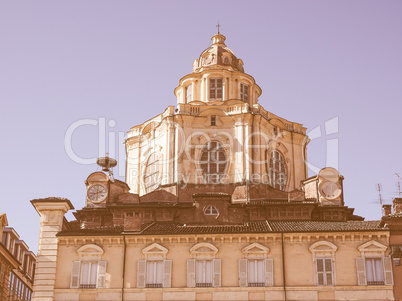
[216,21,221,34]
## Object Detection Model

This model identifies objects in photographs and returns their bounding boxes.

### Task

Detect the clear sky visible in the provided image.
[1,1,401,253]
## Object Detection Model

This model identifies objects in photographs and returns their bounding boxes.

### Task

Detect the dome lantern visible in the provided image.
[192,32,244,73]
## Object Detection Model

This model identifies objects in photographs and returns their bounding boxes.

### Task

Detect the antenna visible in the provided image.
[395,173,402,197]
[377,183,383,215]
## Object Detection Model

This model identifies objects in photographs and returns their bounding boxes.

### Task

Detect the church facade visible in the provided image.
[31,32,399,301]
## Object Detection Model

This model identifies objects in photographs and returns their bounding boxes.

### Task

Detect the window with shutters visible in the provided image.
[240,83,249,102]
[356,240,393,286]
[137,260,172,288]
[309,241,337,286]
[187,259,221,288]
[239,258,274,287]
[315,258,333,286]
[200,141,227,184]
[186,84,193,102]
[138,243,172,288]
[239,243,273,287]
[70,261,107,289]
[71,244,106,289]
[268,150,287,191]
[188,243,220,288]
[209,78,223,100]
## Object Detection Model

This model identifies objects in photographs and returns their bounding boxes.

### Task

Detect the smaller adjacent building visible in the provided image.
[381,198,402,300]
[0,214,36,301]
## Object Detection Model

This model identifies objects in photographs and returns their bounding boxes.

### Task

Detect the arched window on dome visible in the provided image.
[268,150,287,191]
[240,83,249,102]
[144,153,161,193]
[186,84,193,102]
[200,141,227,184]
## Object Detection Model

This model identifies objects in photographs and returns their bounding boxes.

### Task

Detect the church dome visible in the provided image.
[192,33,244,73]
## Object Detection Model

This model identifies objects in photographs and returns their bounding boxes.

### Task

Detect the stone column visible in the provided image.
[31,198,74,301]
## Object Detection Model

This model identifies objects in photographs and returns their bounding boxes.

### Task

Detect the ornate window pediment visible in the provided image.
[309,241,337,261]
[77,244,104,261]
[242,243,270,259]
[358,240,387,258]
[142,243,168,260]
[190,243,218,259]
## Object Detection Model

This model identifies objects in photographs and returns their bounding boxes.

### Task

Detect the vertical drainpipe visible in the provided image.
[121,234,126,301]
[281,232,287,301]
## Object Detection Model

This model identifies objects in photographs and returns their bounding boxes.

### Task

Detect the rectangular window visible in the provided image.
[248,260,265,287]
[240,83,249,102]
[186,84,193,102]
[146,261,163,288]
[137,260,172,288]
[80,262,98,289]
[356,257,393,286]
[211,115,216,126]
[196,260,213,287]
[70,261,107,289]
[209,78,223,100]
[365,258,384,285]
[239,258,274,287]
[187,259,221,288]
[316,258,333,286]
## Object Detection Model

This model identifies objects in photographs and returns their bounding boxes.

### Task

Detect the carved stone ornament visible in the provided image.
[203,53,215,65]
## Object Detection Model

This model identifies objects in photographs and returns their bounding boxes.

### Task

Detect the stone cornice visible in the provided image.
[0,244,20,268]
[57,231,389,247]
[31,197,74,215]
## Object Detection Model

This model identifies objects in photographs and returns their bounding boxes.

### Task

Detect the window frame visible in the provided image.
[144,152,161,193]
[210,115,216,126]
[240,83,249,102]
[204,205,219,216]
[186,84,193,102]
[137,259,172,288]
[209,78,223,101]
[247,259,265,287]
[70,260,107,289]
[365,258,384,285]
[315,258,334,286]
[200,141,227,184]
[268,150,287,191]
[356,240,393,286]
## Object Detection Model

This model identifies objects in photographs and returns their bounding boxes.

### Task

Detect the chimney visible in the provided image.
[383,204,392,216]
[393,198,402,214]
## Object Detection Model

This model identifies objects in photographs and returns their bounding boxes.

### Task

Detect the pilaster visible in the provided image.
[31,198,74,301]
